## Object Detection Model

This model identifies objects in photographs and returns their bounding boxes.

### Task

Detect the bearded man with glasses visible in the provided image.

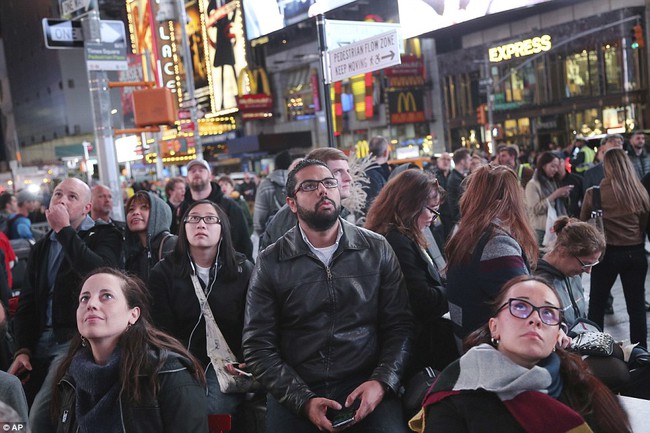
[243,159,414,433]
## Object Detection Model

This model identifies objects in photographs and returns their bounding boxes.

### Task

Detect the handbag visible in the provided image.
[587,186,605,239]
[570,331,615,357]
[542,199,558,248]
[402,367,438,418]
[190,273,256,394]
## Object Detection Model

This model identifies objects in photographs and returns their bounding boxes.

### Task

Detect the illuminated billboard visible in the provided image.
[398,0,554,39]
[243,0,355,40]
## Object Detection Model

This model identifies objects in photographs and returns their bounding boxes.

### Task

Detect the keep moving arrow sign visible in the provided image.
[326,29,401,83]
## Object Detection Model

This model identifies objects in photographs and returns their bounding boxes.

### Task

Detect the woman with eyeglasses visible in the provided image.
[410,275,631,433]
[148,200,255,432]
[366,169,456,376]
[580,148,650,348]
[535,216,650,398]
[445,165,538,343]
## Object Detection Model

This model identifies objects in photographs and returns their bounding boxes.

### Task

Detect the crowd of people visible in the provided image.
[0,132,649,433]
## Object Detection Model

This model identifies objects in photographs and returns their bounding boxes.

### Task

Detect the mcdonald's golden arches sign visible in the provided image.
[387,89,425,124]
[236,66,273,120]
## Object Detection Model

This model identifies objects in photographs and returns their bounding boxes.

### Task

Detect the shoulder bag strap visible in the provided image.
[189,274,237,386]
[157,233,172,262]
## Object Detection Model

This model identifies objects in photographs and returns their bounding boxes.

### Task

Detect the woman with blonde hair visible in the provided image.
[446,164,538,342]
[580,148,650,348]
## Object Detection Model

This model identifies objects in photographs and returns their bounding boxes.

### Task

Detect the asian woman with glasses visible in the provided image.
[148,200,256,432]
[410,275,631,433]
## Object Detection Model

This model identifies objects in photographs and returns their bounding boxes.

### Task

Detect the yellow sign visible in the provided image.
[488,35,551,63]
[397,92,417,113]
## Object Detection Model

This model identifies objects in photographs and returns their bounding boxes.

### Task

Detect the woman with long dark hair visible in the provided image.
[445,164,538,342]
[53,268,207,433]
[580,148,650,348]
[149,200,254,432]
[525,151,573,248]
[411,275,631,433]
[366,169,455,374]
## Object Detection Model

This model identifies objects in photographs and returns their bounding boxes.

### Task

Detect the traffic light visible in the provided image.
[632,24,645,49]
[476,104,487,125]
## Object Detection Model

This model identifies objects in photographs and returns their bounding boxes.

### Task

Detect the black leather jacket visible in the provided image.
[14,219,123,351]
[243,219,413,415]
[56,349,208,433]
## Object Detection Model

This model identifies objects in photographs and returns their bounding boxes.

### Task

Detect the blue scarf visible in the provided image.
[68,347,122,433]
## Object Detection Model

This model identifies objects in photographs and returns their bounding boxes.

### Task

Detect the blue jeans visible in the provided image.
[205,364,246,425]
[29,330,70,433]
[265,376,409,433]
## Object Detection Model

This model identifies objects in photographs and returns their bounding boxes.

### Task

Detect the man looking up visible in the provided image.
[8,177,123,432]
[259,147,353,250]
[90,184,125,232]
[177,159,253,260]
[244,159,413,433]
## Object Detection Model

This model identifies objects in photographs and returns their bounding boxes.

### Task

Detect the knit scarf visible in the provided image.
[537,170,567,217]
[68,347,122,433]
[409,344,593,433]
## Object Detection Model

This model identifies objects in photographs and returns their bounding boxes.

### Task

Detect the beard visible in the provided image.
[296,197,339,231]
[189,177,208,192]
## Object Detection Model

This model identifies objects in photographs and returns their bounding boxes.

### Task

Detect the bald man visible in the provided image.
[91,184,125,232]
[9,178,123,433]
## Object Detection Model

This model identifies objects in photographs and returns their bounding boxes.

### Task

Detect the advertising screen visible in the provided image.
[399,0,554,39]
[243,0,355,40]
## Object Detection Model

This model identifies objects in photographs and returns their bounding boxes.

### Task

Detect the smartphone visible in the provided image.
[328,407,356,429]
[229,362,253,377]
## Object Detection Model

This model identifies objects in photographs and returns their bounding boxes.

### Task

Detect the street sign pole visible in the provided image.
[316,15,335,148]
[82,10,124,220]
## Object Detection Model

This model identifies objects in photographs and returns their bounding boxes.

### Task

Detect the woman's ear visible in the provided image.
[130,306,141,324]
[488,318,498,341]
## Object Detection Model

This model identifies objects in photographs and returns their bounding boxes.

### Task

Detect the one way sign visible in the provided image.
[326,29,401,83]
[42,19,84,49]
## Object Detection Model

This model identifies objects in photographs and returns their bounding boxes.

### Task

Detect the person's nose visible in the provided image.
[529,312,543,326]
[584,266,592,275]
[86,296,98,310]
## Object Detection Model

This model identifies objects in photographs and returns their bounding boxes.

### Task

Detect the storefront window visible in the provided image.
[603,43,623,93]
[444,75,457,119]
[504,119,518,140]
[565,50,599,97]
[572,108,603,137]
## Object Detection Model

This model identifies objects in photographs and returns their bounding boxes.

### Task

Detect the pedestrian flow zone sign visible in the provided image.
[326,29,401,84]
